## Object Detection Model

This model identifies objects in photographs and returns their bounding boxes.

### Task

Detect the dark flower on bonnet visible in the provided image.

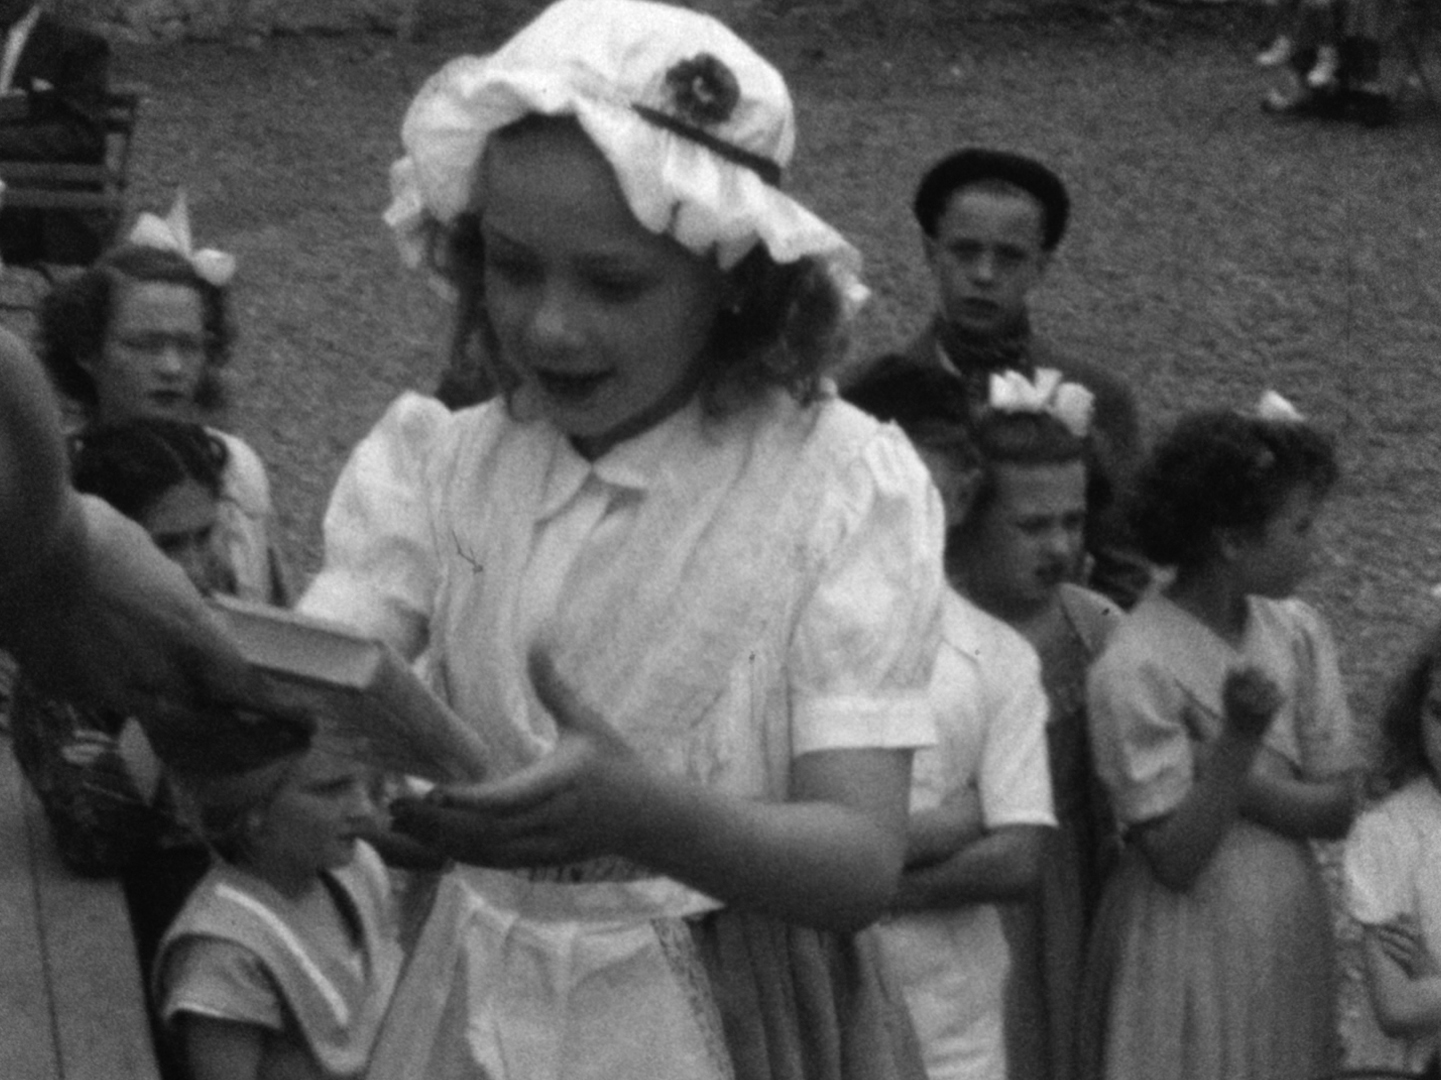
[664,53,740,126]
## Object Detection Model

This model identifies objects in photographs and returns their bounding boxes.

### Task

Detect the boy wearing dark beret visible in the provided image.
[871,147,1149,610]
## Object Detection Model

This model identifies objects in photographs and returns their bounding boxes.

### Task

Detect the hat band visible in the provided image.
[632,104,783,187]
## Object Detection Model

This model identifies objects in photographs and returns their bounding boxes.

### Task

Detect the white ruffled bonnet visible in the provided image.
[384,0,867,313]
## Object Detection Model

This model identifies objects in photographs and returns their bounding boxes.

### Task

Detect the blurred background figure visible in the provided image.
[0,0,110,266]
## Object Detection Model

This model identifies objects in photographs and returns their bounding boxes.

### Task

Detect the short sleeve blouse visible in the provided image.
[1088,593,1357,827]
[212,428,285,603]
[301,391,943,796]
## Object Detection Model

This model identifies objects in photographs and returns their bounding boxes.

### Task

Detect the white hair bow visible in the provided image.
[1254,389,1304,421]
[988,367,1095,437]
[127,190,236,287]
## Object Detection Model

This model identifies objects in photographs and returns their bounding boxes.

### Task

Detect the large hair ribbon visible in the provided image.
[128,190,236,288]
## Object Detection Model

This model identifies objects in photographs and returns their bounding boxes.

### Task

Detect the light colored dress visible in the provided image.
[878,590,1055,1080]
[1081,593,1356,1080]
[154,840,403,1080]
[1345,777,1441,1073]
[212,428,288,603]
[299,388,945,1080]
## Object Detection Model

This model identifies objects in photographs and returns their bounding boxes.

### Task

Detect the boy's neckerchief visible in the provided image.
[934,312,1035,412]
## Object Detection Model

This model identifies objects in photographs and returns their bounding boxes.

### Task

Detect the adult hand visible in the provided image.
[390,647,648,868]
[1,494,311,775]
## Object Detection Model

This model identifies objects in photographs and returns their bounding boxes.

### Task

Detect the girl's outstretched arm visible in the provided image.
[391,651,911,932]
[1241,747,1358,840]
[1129,667,1277,891]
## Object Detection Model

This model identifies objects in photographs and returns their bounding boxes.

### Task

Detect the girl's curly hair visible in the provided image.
[1371,619,1441,799]
[69,417,229,524]
[1129,409,1339,569]
[38,243,236,414]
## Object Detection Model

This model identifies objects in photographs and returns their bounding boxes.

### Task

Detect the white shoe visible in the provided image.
[1307,45,1340,88]
[1255,35,1293,67]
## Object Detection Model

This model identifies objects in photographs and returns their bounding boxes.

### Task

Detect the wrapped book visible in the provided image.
[210,596,489,783]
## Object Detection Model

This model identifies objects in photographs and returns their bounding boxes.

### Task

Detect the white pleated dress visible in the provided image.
[300,388,945,1080]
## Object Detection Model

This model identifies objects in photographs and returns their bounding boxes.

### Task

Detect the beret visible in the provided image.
[912,147,1070,251]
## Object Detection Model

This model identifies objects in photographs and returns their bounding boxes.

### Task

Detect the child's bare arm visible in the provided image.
[1363,921,1441,1038]
[1241,747,1357,840]
[1130,667,1277,891]
[891,823,1047,911]
[904,786,984,868]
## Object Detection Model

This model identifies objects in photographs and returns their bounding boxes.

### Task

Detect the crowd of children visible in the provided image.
[7,2,1441,1080]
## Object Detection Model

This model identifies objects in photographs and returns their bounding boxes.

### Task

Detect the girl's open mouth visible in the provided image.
[535,369,611,403]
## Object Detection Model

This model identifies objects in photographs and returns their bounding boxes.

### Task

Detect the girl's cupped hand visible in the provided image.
[389,649,650,868]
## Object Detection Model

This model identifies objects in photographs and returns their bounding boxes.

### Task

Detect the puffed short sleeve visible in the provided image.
[1345,797,1414,926]
[157,937,285,1032]
[300,393,455,660]
[787,418,944,755]
[210,430,283,603]
[1087,643,1193,826]
[1288,600,1360,779]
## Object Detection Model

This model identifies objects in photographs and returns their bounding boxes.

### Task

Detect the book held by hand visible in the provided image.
[210,596,489,783]
[0,90,27,123]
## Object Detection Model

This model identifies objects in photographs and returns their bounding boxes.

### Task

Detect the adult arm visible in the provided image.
[0,321,68,583]
[0,331,307,773]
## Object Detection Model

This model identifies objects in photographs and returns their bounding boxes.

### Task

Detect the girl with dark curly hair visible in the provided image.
[36,197,286,603]
[1080,398,1360,1080]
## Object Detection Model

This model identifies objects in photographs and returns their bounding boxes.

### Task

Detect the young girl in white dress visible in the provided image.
[297,2,944,1078]
[1080,397,1360,1080]
[1345,621,1441,1078]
